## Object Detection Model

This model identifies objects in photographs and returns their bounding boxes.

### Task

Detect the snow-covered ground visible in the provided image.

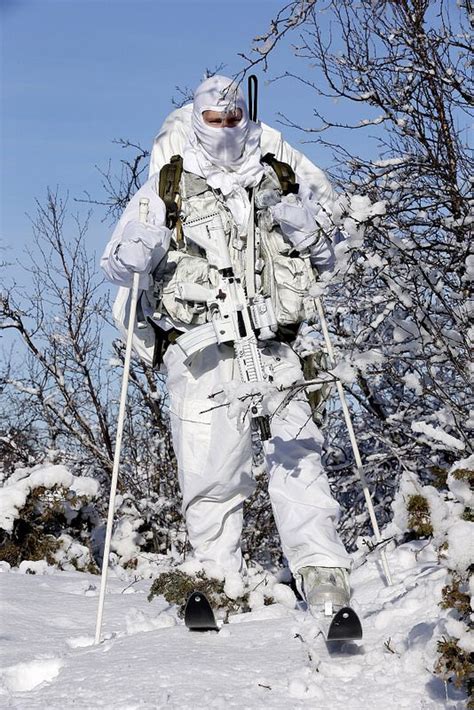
[0,541,467,709]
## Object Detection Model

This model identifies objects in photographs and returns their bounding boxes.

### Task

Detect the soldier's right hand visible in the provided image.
[115,220,163,273]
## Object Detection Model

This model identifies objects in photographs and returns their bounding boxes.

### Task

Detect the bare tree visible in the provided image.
[1,192,115,468]
[76,139,150,224]
[236,0,473,545]
[0,189,181,553]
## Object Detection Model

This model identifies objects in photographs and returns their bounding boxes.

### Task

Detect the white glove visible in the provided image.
[116,221,163,273]
[254,188,281,209]
[270,194,319,252]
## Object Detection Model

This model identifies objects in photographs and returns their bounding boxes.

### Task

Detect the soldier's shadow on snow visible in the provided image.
[425,676,466,704]
[406,622,467,704]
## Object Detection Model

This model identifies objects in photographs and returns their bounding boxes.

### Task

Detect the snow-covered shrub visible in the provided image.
[435,636,473,704]
[405,494,433,539]
[435,458,474,701]
[0,464,100,573]
[148,568,252,619]
[105,491,187,579]
[390,455,473,700]
[0,461,185,578]
[1,189,179,540]
[148,561,295,621]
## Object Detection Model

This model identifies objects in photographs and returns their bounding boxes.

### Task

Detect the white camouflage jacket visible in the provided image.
[101,105,339,365]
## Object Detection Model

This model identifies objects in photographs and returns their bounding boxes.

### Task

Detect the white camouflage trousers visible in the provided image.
[163,340,351,575]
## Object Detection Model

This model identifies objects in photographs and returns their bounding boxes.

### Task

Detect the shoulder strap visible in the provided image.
[158,154,184,229]
[261,153,299,196]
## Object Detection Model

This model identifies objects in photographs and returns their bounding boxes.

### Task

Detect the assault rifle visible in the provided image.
[174,210,277,440]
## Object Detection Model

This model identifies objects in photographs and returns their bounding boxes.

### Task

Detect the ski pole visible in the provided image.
[315,296,393,586]
[94,197,150,644]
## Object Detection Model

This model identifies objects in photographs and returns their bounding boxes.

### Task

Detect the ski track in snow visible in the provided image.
[0,542,468,710]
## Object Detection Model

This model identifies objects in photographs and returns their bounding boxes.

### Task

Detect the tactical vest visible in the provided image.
[149,154,317,333]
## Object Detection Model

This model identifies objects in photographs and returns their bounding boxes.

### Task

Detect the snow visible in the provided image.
[444,617,474,655]
[446,520,474,574]
[248,589,266,610]
[447,469,474,508]
[411,421,466,451]
[349,195,386,221]
[351,349,385,374]
[403,371,424,395]
[272,583,297,609]
[18,560,53,576]
[372,157,407,168]
[2,659,64,693]
[331,360,357,384]
[53,534,98,572]
[393,318,420,345]
[223,571,245,600]
[464,254,474,281]
[390,471,426,534]
[110,517,146,564]
[0,542,468,709]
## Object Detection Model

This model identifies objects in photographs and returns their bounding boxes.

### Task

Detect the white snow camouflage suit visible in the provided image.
[101,76,351,575]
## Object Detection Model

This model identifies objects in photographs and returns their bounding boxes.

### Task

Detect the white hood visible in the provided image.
[183,75,265,232]
[184,76,264,191]
[191,75,250,166]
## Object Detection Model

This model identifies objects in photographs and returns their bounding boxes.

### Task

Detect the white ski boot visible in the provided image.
[297,566,351,618]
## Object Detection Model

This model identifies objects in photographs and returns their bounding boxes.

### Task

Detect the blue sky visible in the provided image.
[2,0,341,269]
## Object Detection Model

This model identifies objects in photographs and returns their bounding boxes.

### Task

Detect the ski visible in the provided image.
[184,591,219,632]
[326,606,363,642]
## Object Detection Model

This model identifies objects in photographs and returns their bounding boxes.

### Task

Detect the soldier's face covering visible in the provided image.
[191,76,250,166]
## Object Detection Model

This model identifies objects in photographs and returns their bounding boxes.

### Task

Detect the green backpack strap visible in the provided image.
[158,154,184,230]
[261,152,299,196]
[147,155,185,368]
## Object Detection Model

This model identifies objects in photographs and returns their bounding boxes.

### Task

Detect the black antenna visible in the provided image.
[248,75,258,122]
